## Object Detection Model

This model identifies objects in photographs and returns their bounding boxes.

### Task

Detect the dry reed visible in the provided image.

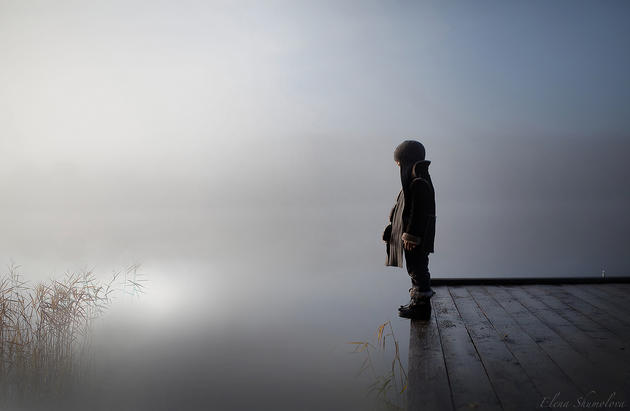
[349,320,408,410]
[0,263,144,404]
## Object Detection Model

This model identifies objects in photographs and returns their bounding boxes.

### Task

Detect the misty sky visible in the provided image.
[1,0,629,278]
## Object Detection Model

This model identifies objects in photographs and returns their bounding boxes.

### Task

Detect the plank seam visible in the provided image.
[431,294,457,411]
[481,285,586,397]
[464,285,545,399]
[446,286,505,411]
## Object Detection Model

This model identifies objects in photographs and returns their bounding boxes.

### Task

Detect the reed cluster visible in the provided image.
[349,320,408,410]
[0,263,142,402]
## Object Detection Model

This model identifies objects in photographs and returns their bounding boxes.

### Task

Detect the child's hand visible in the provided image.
[403,240,416,250]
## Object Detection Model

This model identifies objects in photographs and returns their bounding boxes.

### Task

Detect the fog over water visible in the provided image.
[1,1,629,409]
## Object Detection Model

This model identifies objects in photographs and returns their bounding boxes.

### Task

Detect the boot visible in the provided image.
[398,301,431,320]
[398,288,435,320]
[398,287,436,309]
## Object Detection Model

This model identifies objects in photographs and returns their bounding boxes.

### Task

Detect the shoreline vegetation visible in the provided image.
[349,320,408,411]
[0,263,144,407]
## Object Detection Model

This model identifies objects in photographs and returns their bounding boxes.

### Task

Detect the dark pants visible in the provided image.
[404,248,432,294]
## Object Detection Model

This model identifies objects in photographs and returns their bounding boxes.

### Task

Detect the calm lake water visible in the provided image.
[4,205,417,410]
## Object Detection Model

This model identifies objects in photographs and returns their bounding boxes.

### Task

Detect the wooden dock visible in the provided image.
[408,282,630,411]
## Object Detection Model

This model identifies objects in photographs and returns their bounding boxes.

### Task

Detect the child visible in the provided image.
[383,140,436,319]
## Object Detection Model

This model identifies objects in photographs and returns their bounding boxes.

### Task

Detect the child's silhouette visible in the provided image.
[383,140,436,319]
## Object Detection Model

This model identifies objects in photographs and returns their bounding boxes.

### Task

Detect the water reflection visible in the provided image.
[348,320,408,410]
[1,260,408,411]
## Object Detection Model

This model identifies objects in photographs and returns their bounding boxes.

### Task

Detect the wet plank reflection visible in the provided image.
[407,283,630,411]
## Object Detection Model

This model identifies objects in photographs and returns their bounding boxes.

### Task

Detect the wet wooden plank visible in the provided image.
[489,286,596,396]
[591,283,630,301]
[520,285,625,365]
[407,283,630,410]
[559,284,630,327]
[544,285,630,340]
[528,285,630,366]
[407,295,454,411]
[505,285,629,398]
[466,286,583,401]
[525,285,630,393]
[432,278,630,285]
[448,286,541,411]
[578,285,630,319]
[432,286,502,411]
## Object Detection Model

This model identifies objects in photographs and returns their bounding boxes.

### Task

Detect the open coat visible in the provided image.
[384,160,436,267]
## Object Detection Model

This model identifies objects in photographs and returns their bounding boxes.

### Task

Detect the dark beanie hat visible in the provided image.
[394,140,425,163]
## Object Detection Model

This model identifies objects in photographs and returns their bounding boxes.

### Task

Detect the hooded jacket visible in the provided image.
[384,151,436,267]
[401,160,436,252]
